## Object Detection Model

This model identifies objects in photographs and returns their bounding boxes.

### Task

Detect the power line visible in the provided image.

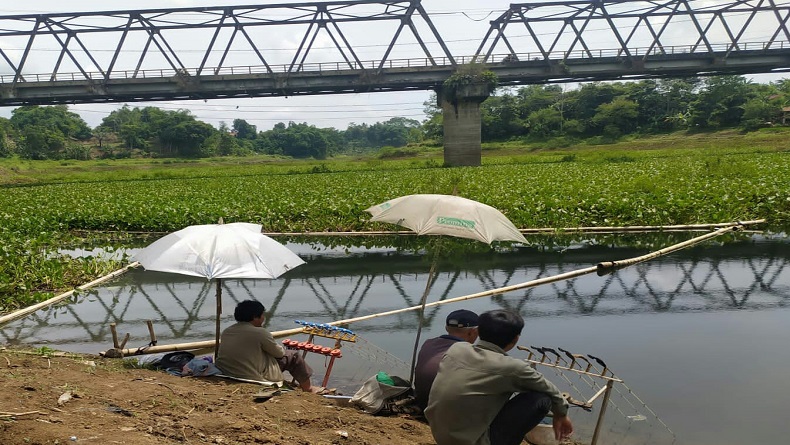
[104,101,429,110]
[73,105,425,114]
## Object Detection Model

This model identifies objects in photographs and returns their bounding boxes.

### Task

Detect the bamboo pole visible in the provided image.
[73,219,765,238]
[0,262,140,327]
[105,265,601,357]
[591,380,615,445]
[596,225,744,275]
[214,278,222,359]
[409,255,439,384]
[146,320,157,346]
[102,220,763,357]
[261,219,764,236]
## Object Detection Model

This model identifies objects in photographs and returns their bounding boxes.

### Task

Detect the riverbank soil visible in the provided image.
[0,348,436,445]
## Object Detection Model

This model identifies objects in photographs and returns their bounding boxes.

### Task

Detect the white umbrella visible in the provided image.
[132,222,305,357]
[365,194,526,381]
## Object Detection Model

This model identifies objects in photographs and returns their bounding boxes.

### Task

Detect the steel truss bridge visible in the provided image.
[1,0,790,105]
[1,241,787,350]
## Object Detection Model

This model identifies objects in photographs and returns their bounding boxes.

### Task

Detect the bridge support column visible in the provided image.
[439,84,491,167]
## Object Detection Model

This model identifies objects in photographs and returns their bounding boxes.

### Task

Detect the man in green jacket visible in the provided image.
[215,300,322,392]
[425,310,573,445]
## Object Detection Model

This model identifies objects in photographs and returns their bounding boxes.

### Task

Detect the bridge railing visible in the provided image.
[1,41,785,84]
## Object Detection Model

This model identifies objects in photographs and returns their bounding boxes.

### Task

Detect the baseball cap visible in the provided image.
[446,309,479,328]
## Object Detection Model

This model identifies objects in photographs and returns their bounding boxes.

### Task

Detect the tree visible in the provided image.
[0,118,13,157]
[527,108,563,138]
[100,105,136,133]
[119,123,147,150]
[516,84,563,116]
[0,128,9,157]
[257,122,329,159]
[564,83,619,123]
[481,92,526,140]
[740,99,774,131]
[159,115,216,157]
[93,126,109,150]
[18,126,65,159]
[232,119,257,140]
[622,80,665,132]
[421,95,443,144]
[592,98,639,138]
[688,76,753,129]
[10,105,92,141]
[655,79,700,131]
[367,117,421,148]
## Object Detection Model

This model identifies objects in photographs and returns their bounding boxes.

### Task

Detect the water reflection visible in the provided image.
[2,235,788,350]
[2,234,789,445]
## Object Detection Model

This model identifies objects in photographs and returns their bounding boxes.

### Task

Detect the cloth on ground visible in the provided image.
[181,358,222,377]
[157,351,195,372]
[134,353,166,368]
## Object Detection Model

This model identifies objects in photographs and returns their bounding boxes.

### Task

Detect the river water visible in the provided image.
[2,233,788,445]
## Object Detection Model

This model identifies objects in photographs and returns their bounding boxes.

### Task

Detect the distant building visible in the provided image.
[783,107,790,125]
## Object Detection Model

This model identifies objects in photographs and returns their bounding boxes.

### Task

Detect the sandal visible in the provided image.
[310,386,337,395]
[253,388,281,402]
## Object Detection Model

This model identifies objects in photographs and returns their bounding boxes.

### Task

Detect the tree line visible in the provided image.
[466,76,790,143]
[1,75,788,161]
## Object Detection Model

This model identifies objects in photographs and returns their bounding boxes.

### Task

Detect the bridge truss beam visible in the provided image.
[476,0,790,63]
[0,0,454,84]
[1,1,790,105]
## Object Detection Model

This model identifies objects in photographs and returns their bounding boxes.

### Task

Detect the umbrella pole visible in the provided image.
[214,278,222,359]
[408,258,439,384]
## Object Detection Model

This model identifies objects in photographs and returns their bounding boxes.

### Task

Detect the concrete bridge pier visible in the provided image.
[438,83,492,167]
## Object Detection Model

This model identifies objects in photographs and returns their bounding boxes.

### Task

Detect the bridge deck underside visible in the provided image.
[3,50,790,105]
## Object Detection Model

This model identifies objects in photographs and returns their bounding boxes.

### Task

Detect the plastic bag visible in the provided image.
[350,373,413,415]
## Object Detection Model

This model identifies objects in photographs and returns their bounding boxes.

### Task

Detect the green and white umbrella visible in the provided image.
[366,194,526,244]
[365,194,526,380]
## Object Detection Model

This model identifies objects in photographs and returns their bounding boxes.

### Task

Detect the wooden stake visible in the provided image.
[146,320,157,346]
[591,380,615,445]
[110,323,120,349]
[119,333,130,350]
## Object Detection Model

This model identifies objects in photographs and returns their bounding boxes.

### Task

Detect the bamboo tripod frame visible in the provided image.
[526,357,620,445]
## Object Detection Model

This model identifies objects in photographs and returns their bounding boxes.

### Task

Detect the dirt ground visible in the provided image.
[0,347,436,445]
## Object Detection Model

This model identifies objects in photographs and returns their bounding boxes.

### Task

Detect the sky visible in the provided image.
[1,0,788,131]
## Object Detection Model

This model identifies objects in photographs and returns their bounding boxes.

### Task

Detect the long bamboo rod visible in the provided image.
[595,224,745,275]
[0,262,140,327]
[262,219,764,236]
[72,219,765,238]
[104,265,602,357]
[103,220,763,357]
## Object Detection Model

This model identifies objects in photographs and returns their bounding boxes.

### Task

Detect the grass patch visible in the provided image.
[1,129,789,312]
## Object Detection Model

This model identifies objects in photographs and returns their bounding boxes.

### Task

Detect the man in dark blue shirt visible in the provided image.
[413,309,479,411]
